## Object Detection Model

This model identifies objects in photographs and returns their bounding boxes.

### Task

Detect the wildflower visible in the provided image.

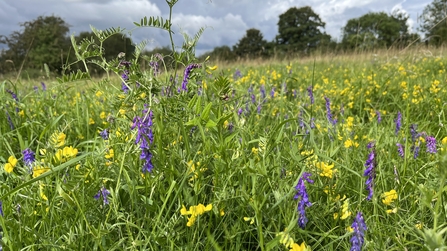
[426,136,437,154]
[382,189,398,205]
[99,129,109,140]
[132,108,155,173]
[290,242,307,251]
[105,149,114,159]
[180,203,212,227]
[350,212,367,251]
[270,87,275,98]
[32,166,50,178]
[413,145,420,159]
[260,85,266,101]
[0,201,3,216]
[181,63,201,91]
[22,148,35,166]
[233,69,242,80]
[54,146,78,163]
[363,142,376,200]
[395,111,402,135]
[6,111,14,130]
[41,82,47,91]
[4,156,18,173]
[94,186,111,205]
[396,143,404,158]
[307,86,314,104]
[294,172,314,229]
[49,131,66,148]
[243,216,255,224]
[277,230,294,248]
[375,110,381,123]
[324,96,337,126]
[6,89,18,102]
[410,124,418,142]
[340,199,352,220]
[316,162,336,178]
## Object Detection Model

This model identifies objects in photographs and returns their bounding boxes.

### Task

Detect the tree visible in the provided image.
[0,15,71,74]
[200,45,236,62]
[233,28,268,58]
[275,6,329,53]
[419,0,447,46]
[341,11,417,50]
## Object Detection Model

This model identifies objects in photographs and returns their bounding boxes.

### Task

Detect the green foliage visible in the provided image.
[0,15,70,75]
[419,0,447,46]
[341,11,418,50]
[233,28,269,59]
[275,6,330,53]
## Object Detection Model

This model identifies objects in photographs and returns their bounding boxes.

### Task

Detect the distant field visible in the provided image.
[1,48,447,250]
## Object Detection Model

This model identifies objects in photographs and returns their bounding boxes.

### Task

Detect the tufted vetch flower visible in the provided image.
[294,172,314,228]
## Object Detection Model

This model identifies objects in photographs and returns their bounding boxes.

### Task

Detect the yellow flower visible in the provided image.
[95,90,103,97]
[340,199,352,220]
[316,162,335,178]
[105,149,114,159]
[415,223,423,230]
[50,131,66,148]
[4,156,18,173]
[220,209,225,216]
[382,189,398,205]
[244,217,255,225]
[18,110,24,117]
[180,203,212,227]
[55,146,79,162]
[89,118,95,125]
[33,166,50,178]
[277,231,294,249]
[386,208,398,214]
[252,147,259,155]
[290,242,307,251]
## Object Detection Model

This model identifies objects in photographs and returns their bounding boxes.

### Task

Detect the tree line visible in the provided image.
[0,0,446,76]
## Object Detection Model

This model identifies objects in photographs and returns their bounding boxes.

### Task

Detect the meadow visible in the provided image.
[1,47,447,251]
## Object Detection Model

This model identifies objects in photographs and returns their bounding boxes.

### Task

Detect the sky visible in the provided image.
[0,0,432,55]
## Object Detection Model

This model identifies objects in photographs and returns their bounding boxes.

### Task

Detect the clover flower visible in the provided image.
[350,212,367,251]
[294,172,314,229]
[426,136,437,154]
[94,186,111,205]
[181,63,201,91]
[395,111,402,135]
[363,142,376,200]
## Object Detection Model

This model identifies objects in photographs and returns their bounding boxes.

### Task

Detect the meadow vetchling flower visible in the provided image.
[4,156,18,173]
[426,136,437,154]
[94,186,111,205]
[294,172,314,229]
[363,142,376,200]
[350,212,367,251]
[180,203,212,227]
[382,189,398,205]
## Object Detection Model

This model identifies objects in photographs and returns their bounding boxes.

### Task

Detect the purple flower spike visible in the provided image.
[181,63,201,91]
[131,108,155,173]
[324,96,337,126]
[307,86,314,105]
[22,148,35,166]
[426,136,437,154]
[363,142,376,200]
[94,186,111,205]
[350,212,367,251]
[99,129,109,140]
[375,110,381,123]
[395,112,402,135]
[396,143,404,158]
[294,172,314,229]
